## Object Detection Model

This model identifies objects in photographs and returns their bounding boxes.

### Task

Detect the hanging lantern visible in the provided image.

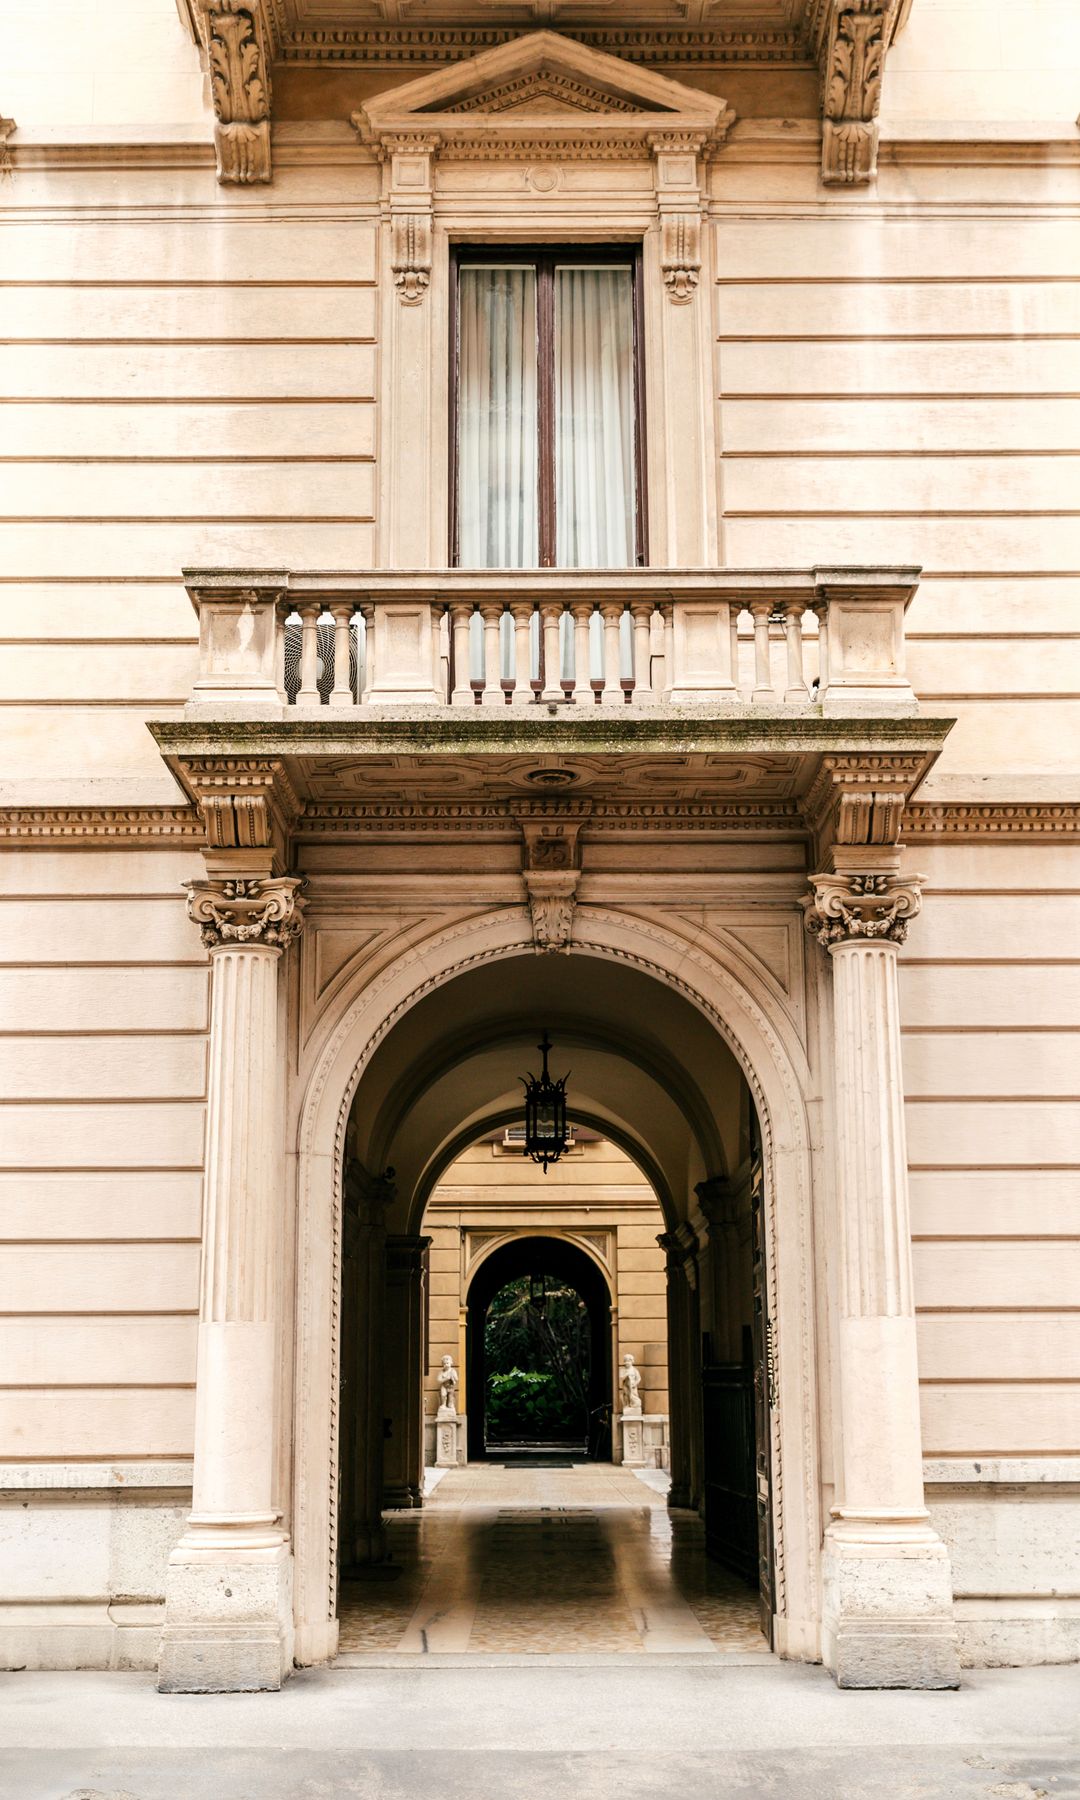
[529,1271,547,1315]
[520,1031,570,1173]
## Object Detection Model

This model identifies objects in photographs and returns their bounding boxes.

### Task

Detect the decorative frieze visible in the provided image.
[185,874,305,951]
[803,870,923,948]
[198,0,272,184]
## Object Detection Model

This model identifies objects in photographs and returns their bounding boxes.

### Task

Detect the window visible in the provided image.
[451,246,646,569]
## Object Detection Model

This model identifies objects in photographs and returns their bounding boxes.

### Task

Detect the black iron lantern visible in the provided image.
[520,1031,570,1173]
[529,1271,547,1315]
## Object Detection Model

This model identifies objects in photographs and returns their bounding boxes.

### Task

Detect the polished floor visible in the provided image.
[337,1462,769,1658]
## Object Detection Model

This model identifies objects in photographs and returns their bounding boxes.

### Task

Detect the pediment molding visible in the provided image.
[352,30,735,154]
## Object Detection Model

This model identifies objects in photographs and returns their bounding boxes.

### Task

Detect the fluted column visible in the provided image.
[159,875,304,1694]
[805,869,959,1689]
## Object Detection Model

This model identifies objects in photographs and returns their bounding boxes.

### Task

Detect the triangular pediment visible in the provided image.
[353,30,733,149]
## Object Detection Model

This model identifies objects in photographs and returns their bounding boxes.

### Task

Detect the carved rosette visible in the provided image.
[803,871,923,948]
[199,0,272,184]
[818,0,893,185]
[185,875,305,951]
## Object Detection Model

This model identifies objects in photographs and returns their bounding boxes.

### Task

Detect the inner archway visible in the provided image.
[466,1233,614,1462]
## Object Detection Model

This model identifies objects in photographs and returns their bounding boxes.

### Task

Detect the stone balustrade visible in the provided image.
[185,567,920,717]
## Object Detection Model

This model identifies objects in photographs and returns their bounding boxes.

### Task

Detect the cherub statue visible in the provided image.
[438,1354,459,1415]
[619,1352,642,1414]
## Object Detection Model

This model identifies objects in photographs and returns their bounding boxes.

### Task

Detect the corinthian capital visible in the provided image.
[185,875,304,951]
[803,870,923,949]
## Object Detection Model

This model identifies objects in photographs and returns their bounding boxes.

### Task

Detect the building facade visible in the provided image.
[0,0,1078,1693]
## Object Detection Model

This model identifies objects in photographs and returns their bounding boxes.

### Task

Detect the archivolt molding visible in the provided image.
[292,902,820,1651]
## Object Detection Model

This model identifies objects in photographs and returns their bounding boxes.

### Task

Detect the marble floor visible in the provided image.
[337,1462,769,1659]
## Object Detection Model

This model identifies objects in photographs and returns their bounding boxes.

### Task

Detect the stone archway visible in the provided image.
[464,1232,615,1462]
[289,905,822,1668]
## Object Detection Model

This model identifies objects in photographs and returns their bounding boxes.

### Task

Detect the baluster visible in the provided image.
[600,601,624,708]
[297,602,321,705]
[449,602,474,706]
[479,602,504,707]
[276,601,289,704]
[434,604,450,703]
[661,602,675,702]
[328,602,354,709]
[783,600,809,704]
[729,603,742,700]
[510,601,533,707]
[570,602,593,703]
[358,604,374,706]
[540,601,563,703]
[750,600,775,705]
[630,602,655,705]
[813,598,829,702]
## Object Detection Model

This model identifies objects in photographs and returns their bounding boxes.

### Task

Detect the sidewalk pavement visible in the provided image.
[0,1660,1077,1800]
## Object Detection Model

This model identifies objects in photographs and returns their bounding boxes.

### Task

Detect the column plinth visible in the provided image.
[805,872,959,1689]
[159,878,303,1694]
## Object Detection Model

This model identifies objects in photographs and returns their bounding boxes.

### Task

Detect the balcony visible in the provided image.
[183,567,921,720]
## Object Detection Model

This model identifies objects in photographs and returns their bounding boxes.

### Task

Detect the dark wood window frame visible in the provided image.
[449,243,648,569]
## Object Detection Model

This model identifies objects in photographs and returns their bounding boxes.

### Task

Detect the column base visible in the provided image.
[822,1517,960,1690]
[158,1528,293,1693]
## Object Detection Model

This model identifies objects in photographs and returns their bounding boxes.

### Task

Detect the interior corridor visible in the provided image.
[336,1464,768,1659]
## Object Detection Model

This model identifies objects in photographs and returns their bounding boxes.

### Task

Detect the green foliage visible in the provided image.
[484,1274,591,1443]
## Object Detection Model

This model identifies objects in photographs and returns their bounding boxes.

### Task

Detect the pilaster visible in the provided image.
[659,1225,702,1513]
[159,874,304,1693]
[383,1236,431,1509]
[341,1164,396,1567]
[803,750,959,1689]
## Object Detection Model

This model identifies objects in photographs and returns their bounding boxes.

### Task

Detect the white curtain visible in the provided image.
[555,266,636,568]
[457,266,538,568]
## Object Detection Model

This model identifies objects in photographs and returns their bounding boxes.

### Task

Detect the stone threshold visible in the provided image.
[330,1650,776,1669]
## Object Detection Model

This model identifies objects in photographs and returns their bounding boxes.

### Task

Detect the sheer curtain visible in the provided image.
[555,266,636,568]
[457,266,538,567]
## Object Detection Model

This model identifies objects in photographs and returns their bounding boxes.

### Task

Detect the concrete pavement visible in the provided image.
[0,1660,1078,1799]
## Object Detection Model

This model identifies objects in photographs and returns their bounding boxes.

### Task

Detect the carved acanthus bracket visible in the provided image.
[516,804,588,953]
[379,132,439,304]
[803,870,923,948]
[184,874,305,951]
[812,0,902,186]
[198,0,273,184]
[0,119,15,176]
[181,756,302,870]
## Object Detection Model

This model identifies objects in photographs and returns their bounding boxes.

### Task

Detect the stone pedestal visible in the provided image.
[435,1409,462,1468]
[806,871,960,1689]
[619,1409,646,1468]
[159,878,303,1693]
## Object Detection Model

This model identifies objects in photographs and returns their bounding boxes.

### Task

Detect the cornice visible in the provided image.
[903,802,1080,839]
[0,806,203,844]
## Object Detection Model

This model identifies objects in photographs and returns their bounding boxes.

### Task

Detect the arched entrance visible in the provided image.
[291,908,821,1668]
[465,1233,614,1462]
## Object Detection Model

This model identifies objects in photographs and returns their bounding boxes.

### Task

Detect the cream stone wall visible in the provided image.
[0,0,1078,1677]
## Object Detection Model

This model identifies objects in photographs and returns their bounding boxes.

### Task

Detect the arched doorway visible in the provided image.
[465,1234,614,1462]
[292,911,821,1668]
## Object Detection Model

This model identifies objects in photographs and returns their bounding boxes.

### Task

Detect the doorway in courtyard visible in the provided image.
[333,951,776,1658]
